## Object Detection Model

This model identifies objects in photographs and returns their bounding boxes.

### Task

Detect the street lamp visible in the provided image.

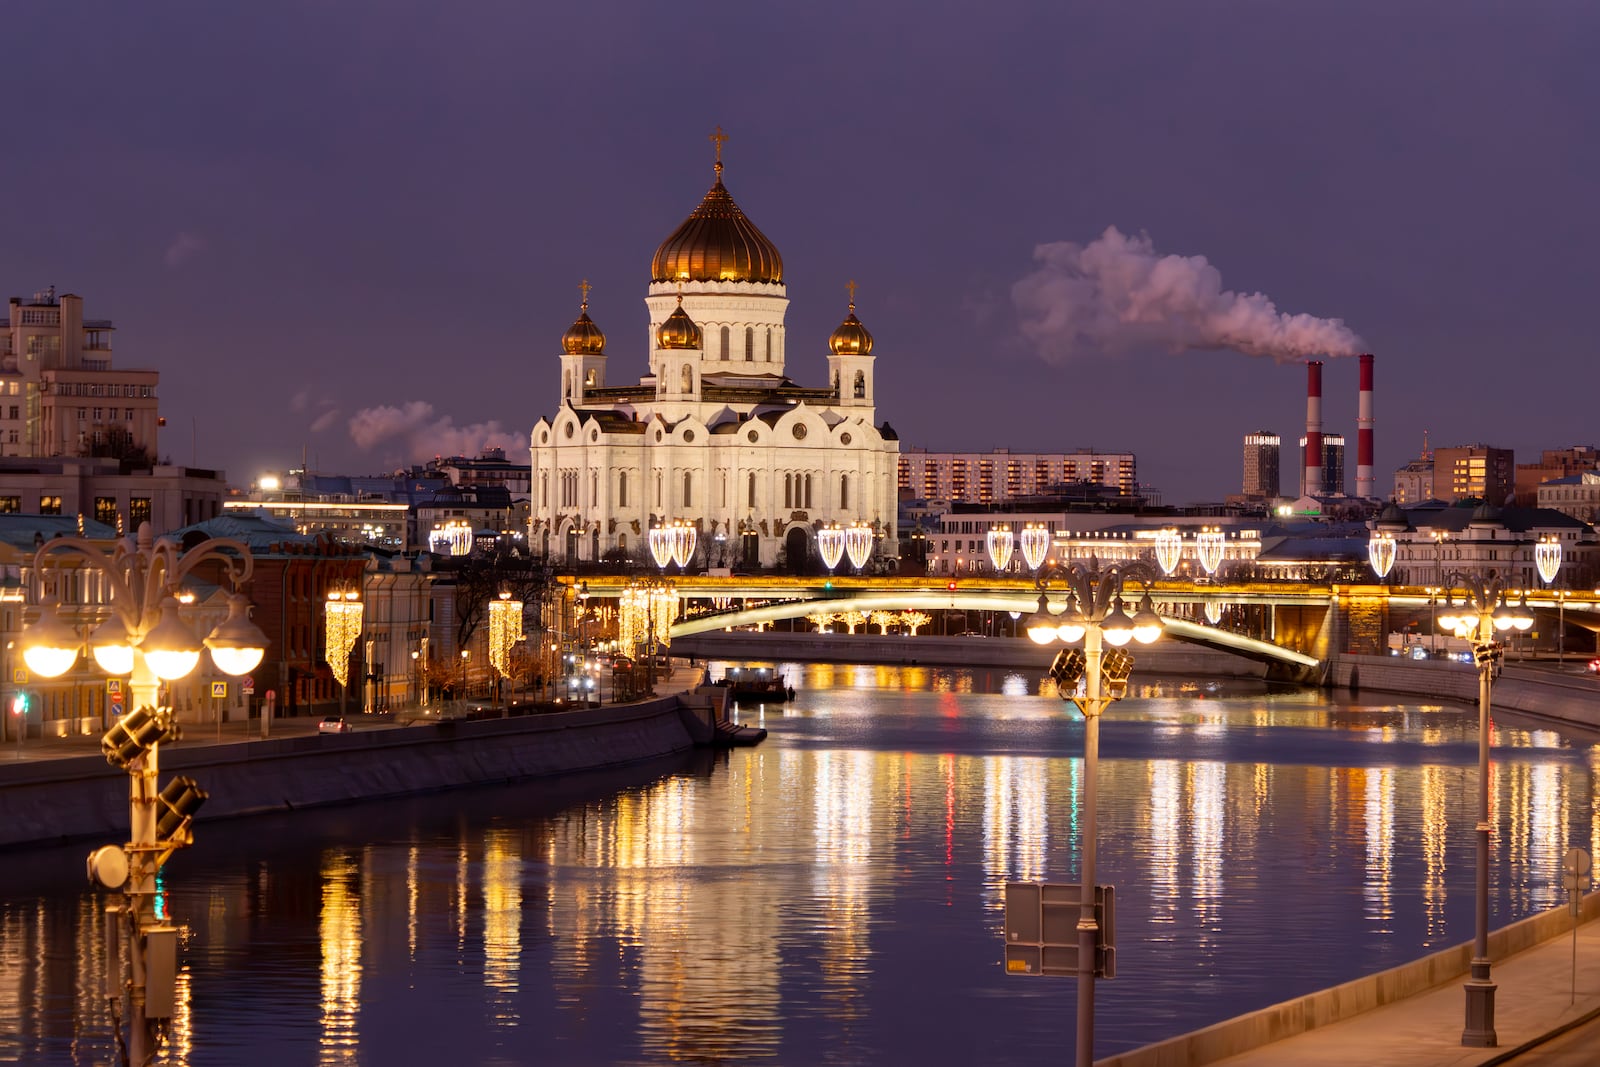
[324,588,362,717]
[1024,560,1163,1067]
[1436,570,1533,1048]
[21,522,266,1065]
[459,648,470,710]
[986,524,1014,574]
[1535,535,1564,665]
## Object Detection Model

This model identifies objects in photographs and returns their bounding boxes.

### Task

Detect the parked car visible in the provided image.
[318,716,351,734]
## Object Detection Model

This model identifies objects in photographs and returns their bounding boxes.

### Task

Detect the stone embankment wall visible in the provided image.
[0,695,717,850]
[672,631,1270,678]
[1327,653,1600,733]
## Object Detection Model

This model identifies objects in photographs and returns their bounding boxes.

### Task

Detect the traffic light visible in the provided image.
[947,581,958,592]
[9,691,26,717]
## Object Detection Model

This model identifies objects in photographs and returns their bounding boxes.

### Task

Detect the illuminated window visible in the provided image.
[39,495,62,515]
[95,497,118,525]
[0,496,19,513]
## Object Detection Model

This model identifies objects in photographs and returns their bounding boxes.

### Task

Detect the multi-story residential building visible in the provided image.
[1537,471,1600,523]
[1431,445,1514,506]
[0,288,160,462]
[1298,432,1346,497]
[1512,446,1599,506]
[1241,431,1280,499]
[897,447,1137,505]
[0,456,226,531]
[1392,441,1435,505]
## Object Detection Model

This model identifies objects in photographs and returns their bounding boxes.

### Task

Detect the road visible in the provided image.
[1499,1009,1600,1064]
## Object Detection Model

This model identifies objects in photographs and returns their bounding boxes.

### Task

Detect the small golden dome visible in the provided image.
[651,137,783,284]
[561,283,606,355]
[828,292,874,356]
[657,296,703,350]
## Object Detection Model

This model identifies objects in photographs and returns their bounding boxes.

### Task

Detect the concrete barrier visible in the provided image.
[0,695,698,850]
[1099,892,1600,1067]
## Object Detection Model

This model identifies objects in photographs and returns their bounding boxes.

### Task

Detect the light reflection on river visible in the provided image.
[1,662,1596,1065]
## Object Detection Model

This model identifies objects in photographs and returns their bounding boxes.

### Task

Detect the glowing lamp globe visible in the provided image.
[90,613,136,676]
[1100,599,1135,647]
[204,593,270,676]
[21,600,80,678]
[1131,594,1164,644]
[139,599,203,681]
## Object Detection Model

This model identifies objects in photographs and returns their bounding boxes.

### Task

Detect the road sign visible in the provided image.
[1565,847,1592,878]
[107,679,121,697]
[110,701,124,717]
[211,681,227,699]
[11,668,25,684]
[1003,882,1115,979]
[242,675,255,695]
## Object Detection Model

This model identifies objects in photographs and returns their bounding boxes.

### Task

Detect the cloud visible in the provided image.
[308,408,342,434]
[163,232,207,268]
[348,401,525,461]
[1013,227,1364,363]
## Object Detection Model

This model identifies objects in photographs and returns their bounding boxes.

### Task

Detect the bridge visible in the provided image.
[562,573,1600,676]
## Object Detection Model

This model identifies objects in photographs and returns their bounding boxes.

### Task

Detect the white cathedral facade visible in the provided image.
[530,145,899,569]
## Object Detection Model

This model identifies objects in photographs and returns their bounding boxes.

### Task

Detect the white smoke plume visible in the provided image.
[349,401,524,462]
[1013,227,1364,362]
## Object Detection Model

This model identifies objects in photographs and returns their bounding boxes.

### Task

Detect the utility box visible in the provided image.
[143,926,179,1018]
[1003,882,1115,979]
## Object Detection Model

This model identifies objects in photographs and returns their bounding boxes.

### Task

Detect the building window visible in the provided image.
[804,474,813,509]
[95,496,118,525]
[6,406,15,420]
[840,474,849,509]
[720,325,730,361]
[618,470,628,508]
[0,496,19,513]
[745,326,754,361]
[681,364,694,393]
[784,473,792,509]
[39,495,62,515]
[682,471,693,507]
[748,471,757,509]
[765,327,773,361]
[124,408,134,420]
[854,371,866,399]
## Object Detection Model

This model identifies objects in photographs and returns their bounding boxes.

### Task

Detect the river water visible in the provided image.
[1,662,1596,1066]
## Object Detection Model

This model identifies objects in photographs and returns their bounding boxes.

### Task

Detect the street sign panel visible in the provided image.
[1003,882,1115,979]
[211,682,227,699]
[110,701,124,717]
[242,675,255,695]
[1564,847,1591,877]
[107,679,121,697]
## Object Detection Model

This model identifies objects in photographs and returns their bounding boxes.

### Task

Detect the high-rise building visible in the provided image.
[0,288,160,462]
[1432,445,1515,506]
[1241,431,1280,499]
[1298,432,1346,497]
[897,448,1137,504]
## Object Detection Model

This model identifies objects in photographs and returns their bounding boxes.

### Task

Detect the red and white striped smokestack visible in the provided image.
[1304,360,1324,497]
[1356,353,1375,498]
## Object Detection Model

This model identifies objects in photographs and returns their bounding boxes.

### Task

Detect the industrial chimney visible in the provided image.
[1356,353,1375,498]
[1303,360,1323,497]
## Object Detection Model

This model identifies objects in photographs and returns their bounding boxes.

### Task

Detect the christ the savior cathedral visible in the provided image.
[529,136,899,569]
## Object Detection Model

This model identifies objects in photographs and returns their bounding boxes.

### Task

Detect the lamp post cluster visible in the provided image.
[21,523,267,1065]
[1023,560,1163,1067]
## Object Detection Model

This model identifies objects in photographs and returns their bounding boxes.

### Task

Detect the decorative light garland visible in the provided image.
[818,525,846,572]
[845,522,873,571]
[1535,535,1562,585]
[1154,527,1183,576]
[1196,526,1225,576]
[1020,523,1050,571]
[324,590,363,688]
[986,525,1014,572]
[488,592,523,678]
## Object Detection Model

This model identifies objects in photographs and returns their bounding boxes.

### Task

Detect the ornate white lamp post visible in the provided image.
[1020,523,1050,573]
[1535,535,1564,665]
[818,524,846,574]
[1195,526,1225,578]
[1153,527,1182,577]
[986,524,1014,574]
[1023,560,1162,1067]
[844,521,873,573]
[21,522,266,1065]
[1436,570,1533,1047]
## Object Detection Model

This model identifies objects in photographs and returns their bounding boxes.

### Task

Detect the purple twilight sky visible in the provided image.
[3,2,1595,504]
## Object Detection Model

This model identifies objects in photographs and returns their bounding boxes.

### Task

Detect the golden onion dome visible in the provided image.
[656,296,703,350]
[651,144,783,284]
[828,287,874,356]
[561,282,606,355]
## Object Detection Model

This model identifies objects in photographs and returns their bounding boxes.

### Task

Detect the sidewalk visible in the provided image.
[1104,908,1600,1067]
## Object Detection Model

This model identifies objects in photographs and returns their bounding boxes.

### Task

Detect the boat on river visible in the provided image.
[718,665,795,705]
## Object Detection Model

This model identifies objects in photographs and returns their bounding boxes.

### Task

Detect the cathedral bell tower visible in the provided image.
[826,283,875,412]
[559,281,607,406]
[651,294,704,401]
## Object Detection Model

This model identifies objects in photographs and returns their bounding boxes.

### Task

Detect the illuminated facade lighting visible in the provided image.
[324,591,363,689]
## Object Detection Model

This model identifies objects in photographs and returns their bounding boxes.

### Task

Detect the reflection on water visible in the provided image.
[1,663,1598,1065]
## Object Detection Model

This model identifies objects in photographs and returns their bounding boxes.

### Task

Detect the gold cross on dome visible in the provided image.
[579,279,591,309]
[847,279,858,310]
[710,126,728,172]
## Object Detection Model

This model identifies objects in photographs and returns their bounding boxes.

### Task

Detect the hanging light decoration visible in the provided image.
[1196,526,1225,576]
[986,525,1014,572]
[488,592,523,678]
[1154,527,1183,577]
[649,586,678,648]
[1020,523,1050,572]
[818,524,846,572]
[1535,534,1562,586]
[324,589,363,689]
[845,522,874,571]
[1367,530,1397,580]
[1204,600,1223,625]
[670,520,697,569]
[430,519,473,556]
[648,524,675,569]
[618,585,648,655]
